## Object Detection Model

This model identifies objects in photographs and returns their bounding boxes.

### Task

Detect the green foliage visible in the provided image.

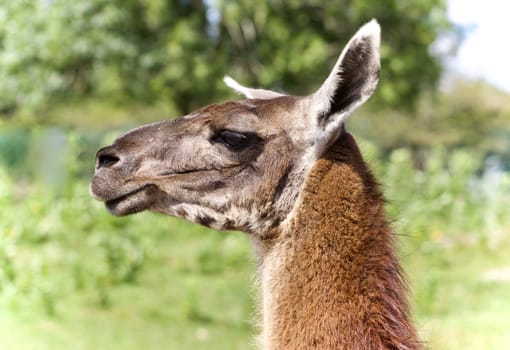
[0,130,509,348]
[356,139,510,249]
[219,0,451,108]
[351,79,510,153]
[0,0,453,121]
[0,0,213,116]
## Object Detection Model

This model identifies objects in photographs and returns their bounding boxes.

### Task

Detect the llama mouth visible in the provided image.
[105,184,158,216]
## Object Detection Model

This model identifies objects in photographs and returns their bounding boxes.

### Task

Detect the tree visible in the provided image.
[349,78,510,163]
[218,0,451,109]
[0,0,453,120]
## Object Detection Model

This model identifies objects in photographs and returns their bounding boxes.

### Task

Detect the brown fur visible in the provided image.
[258,132,421,349]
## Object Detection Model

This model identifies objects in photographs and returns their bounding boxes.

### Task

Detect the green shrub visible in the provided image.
[1,132,509,316]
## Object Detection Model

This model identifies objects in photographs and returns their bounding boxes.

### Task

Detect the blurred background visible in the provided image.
[0,0,509,349]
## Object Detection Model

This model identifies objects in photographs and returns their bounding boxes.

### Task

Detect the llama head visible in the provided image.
[90,20,381,236]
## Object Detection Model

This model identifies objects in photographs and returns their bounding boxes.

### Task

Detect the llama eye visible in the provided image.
[214,130,249,149]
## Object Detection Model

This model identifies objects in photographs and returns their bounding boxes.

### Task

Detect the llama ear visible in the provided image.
[224,76,286,100]
[309,19,380,134]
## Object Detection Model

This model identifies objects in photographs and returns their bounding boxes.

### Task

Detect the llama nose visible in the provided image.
[95,146,121,170]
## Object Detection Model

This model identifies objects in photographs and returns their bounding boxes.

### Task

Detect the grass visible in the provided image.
[1,214,509,349]
[404,239,510,350]
[1,217,256,350]
[1,133,509,349]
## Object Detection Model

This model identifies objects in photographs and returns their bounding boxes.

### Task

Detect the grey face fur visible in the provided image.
[90,20,381,236]
[91,98,304,234]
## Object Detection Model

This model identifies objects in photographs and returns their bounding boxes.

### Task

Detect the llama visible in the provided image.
[91,20,421,349]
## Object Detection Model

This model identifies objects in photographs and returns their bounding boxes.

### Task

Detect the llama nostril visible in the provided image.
[98,154,120,169]
[96,147,121,170]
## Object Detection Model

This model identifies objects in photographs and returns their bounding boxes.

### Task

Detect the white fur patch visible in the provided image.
[166,201,278,233]
[223,76,286,100]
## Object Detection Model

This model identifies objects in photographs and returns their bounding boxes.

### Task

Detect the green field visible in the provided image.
[1,214,509,350]
[1,136,509,350]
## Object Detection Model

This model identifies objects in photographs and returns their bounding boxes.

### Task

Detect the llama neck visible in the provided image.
[256,133,420,350]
